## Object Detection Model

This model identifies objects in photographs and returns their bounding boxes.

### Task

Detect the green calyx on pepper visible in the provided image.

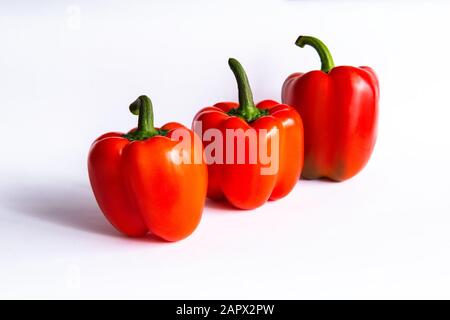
[227,58,268,122]
[123,95,168,141]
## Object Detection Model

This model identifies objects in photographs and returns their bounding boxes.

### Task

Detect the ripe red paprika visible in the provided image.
[282,35,379,181]
[88,95,207,241]
[193,58,304,210]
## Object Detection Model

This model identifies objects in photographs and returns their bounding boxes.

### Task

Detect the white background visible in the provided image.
[1,0,449,299]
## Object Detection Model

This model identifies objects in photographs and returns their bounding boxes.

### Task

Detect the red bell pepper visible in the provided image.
[88,95,207,241]
[193,58,304,209]
[282,35,379,181]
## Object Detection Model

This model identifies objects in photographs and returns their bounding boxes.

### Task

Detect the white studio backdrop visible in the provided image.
[0,0,449,299]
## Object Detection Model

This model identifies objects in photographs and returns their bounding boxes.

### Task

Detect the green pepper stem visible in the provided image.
[228,58,261,122]
[295,35,335,73]
[124,95,159,140]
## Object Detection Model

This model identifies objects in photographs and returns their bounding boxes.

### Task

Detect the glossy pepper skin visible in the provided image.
[193,58,304,210]
[88,95,207,241]
[282,35,379,181]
